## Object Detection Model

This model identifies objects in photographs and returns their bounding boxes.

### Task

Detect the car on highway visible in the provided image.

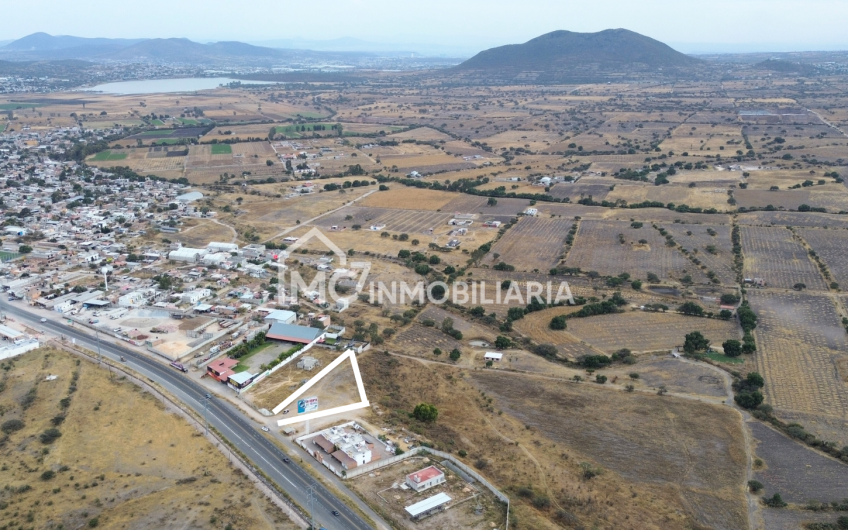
[40,318,47,323]
[283,409,290,415]
[282,457,290,463]
[332,510,341,517]
[169,361,187,372]
[261,426,270,432]
[88,319,99,324]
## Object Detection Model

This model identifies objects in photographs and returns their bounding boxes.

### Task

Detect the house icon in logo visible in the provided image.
[279,227,348,266]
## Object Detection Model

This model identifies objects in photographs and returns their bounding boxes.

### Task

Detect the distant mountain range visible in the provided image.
[458,29,698,74]
[0,33,378,64]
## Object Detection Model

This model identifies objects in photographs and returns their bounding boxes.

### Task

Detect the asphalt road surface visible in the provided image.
[0,300,376,530]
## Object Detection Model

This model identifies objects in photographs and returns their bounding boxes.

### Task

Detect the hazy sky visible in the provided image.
[1,0,847,54]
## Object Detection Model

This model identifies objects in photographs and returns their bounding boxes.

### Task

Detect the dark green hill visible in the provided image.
[457,29,698,73]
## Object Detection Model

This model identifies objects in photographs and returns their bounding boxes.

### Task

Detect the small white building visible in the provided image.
[484,352,503,362]
[181,289,211,305]
[264,310,297,325]
[406,466,447,493]
[334,297,350,313]
[207,242,239,253]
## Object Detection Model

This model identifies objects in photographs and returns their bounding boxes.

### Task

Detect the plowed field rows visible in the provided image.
[748,291,848,418]
[798,228,848,287]
[483,217,573,272]
[564,220,708,282]
[565,311,740,353]
[662,224,736,284]
[740,226,827,290]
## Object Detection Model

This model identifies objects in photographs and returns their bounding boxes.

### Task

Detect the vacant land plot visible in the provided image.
[469,370,748,530]
[211,143,233,155]
[737,210,848,228]
[0,348,297,530]
[740,226,827,290]
[359,187,458,211]
[566,310,740,353]
[606,183,732,211]
[564,220,709,283]
[176,219,236,247]
[483,217,573,272]
[748,291,848,424]
[547,179,612,201]
[750,421,848,504]
[512,306,607,360]
[662,223,737,284]
[798,227,848,287]
[605,356,729,398]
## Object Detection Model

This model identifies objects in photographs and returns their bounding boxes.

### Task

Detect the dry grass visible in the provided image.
[565,310,740,353]
[359,188,458,211]
[0,348,297,530]
[360,353,748,530]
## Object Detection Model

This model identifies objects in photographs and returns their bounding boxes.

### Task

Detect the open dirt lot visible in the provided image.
[348,456,504,530]
[0,348,296,530]
[740,226,827,290]
[565,310,740,353]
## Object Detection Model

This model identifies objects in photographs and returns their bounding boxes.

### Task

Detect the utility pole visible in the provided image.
[307,483,317,530]
[95,327,102,365]
[203,393,211,436]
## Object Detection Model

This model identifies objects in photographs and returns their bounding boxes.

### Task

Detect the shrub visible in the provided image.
[41,470,56,481]
[494,335,511,349]
[535,344,558,358]
[678,301,704,316]
[40,428,62,444]
[735,391,764,409]
[595,375,607,384]
[549,315,567,330]
[1,419,25,434]
[748,480,763,493]
[763,493,787,508]
[412,403,438,423]
[449,349,461,361]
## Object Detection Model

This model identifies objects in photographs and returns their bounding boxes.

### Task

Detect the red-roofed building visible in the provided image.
[406,466,445,493]
[207,358,239,382]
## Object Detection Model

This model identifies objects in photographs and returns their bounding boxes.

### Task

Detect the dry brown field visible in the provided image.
[606,182,733,211]
[360,352,747,530]
[512,306,606,360]
[565,310,740,353]
[798,227,848,287]
[748,290,848,443]
[0,348,296,530]
[358,187,457,210]
[482,216,573,272]
[737,210,848,228]
[564,219,710,283]
[740,226,827,290]
[661,223,737,285]
[175,218,236,247]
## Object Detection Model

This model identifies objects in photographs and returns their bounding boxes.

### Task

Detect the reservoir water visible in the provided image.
[83,77,273,95]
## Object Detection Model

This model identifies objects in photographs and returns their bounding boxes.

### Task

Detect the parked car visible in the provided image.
[40,318,47,323]
[261,426,270,432]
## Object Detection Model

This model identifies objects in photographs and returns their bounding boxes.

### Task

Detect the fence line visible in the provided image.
[343,445,509,529]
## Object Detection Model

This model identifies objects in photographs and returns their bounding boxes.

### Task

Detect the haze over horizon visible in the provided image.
[1,0,847,55]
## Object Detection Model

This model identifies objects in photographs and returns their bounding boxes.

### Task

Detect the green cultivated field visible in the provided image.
[0,251,21,261]
[151,119,164,126]
[275,123,337,138]
[152,139,182,145]
[704,351,746,365]
[90,150,128,161]
[176,117,199,125]
[211,143,233,155]
[140,130,174,136]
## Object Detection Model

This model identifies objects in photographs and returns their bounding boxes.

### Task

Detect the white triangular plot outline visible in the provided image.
[274,348,370,427]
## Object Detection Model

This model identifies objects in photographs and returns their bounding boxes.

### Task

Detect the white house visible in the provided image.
[484,352,503,362]
[118,289,151,307]
[207,242,239,253]
[406,466,446,493]
[181,289,211,305]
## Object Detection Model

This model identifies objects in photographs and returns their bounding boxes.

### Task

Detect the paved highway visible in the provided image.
[0,300,376,530]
